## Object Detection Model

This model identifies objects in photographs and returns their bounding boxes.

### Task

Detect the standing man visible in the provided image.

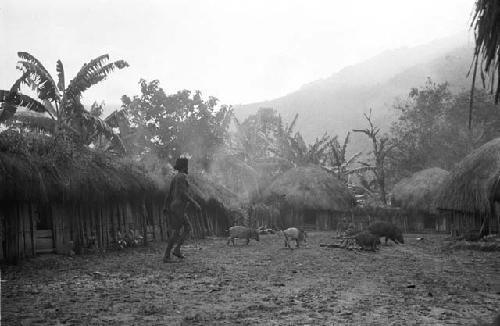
[163,157,201,263]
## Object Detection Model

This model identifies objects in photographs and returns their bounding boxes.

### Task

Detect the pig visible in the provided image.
[460,228,487,241]
[227,226,260,245]
[368,222,404,245]
[283,227,307,248]
[354,231,381,251]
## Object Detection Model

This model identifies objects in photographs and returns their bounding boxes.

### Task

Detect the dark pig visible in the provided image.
[368,222,404,244]
[354,231,381,251]
[227,226,260,245]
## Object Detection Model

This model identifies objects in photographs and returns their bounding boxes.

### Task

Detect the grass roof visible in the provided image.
[436,138,500,216]
[0,130,155,204]
[262,164,353,211]
[391,167,449,213]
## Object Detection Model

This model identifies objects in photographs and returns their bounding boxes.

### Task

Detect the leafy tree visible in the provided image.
[232,108,282,161]
[389,79,500,180]
[121,79,232,169]
[0,52,127,151]
[389,79,453,175]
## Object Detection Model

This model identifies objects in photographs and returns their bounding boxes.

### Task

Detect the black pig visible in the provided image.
[355,231,381,251]
[368,222,404,245]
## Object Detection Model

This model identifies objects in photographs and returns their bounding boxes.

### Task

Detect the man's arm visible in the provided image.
[178,174,201,210]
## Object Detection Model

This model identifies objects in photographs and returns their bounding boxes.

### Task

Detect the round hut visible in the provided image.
[261,165,353,230]
[436,138,500,235]
[391,167,449,231]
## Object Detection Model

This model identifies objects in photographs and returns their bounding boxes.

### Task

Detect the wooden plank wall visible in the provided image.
[1,195,236,262]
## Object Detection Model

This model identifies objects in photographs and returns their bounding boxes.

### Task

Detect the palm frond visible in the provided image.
[0,89,47,121]
[56,60,65,91]
[17,52,53,82]
[341,131,351,160]
[66,55,128,100]
[469,0,500,125]
[14,61,59,102]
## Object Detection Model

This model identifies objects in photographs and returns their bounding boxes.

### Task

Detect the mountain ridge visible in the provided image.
[234,35,474,145]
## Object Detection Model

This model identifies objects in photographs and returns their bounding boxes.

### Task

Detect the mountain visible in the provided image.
[234,35,474,149]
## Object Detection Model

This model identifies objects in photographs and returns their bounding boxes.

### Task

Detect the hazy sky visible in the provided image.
[1,0,475,107]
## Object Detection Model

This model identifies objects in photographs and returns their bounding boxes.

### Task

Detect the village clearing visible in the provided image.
[2,232,499,325]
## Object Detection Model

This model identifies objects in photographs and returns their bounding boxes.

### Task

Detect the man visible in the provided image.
[163,157,201,263]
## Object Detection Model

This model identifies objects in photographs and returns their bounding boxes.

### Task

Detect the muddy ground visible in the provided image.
[2,232,500,325]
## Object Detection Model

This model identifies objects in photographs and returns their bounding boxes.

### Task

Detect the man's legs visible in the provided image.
[163,229,180,262]
[173,217,191,258]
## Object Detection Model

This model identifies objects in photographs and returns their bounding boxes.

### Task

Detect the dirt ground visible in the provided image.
[2,232,500,325]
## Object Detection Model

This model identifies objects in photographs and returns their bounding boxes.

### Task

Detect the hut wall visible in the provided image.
[352,207,412,233]
[315,211,345,231]
[249,204,280,229]
[266,206,347,231]
[1,192,234,262]
[436,210,492,235]
[0,202,38,263]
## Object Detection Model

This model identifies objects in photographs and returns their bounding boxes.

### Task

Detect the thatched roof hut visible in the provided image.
[262,165,353,212]
[436,138,500,216]
[391,167,449,213]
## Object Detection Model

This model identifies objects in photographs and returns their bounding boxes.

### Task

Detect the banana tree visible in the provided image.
[0,52,128,152]
[321,132,362,180]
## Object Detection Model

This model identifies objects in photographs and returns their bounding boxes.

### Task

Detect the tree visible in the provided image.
[232,108,283,161]
[389,79,453,176]
[353,109,396,205]
[322,132,362,182]
[234,108,332,167]
[0,52,128,151]
[469,0,500,127]
[121,79,232,169]
[389,80,500,180]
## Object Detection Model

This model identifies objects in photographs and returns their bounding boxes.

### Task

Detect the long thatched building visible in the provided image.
[391,167,449,231]
[436,138,500,235]
[261,165,353,230]
[0,130,240,263]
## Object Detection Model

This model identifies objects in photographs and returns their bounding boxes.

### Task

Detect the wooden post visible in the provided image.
[29,204,36,256]
[4,204,19,264]
[0,206,4,261]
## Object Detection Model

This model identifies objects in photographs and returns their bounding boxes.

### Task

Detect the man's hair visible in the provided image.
[174,158,189,173]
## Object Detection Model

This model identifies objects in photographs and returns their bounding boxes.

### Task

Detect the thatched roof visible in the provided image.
[391,167,449,213]
[0,130,155,204]
[436,138,500,215]
[188,172,240,210]
[262,164,353,211]
[162,170,241,210]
